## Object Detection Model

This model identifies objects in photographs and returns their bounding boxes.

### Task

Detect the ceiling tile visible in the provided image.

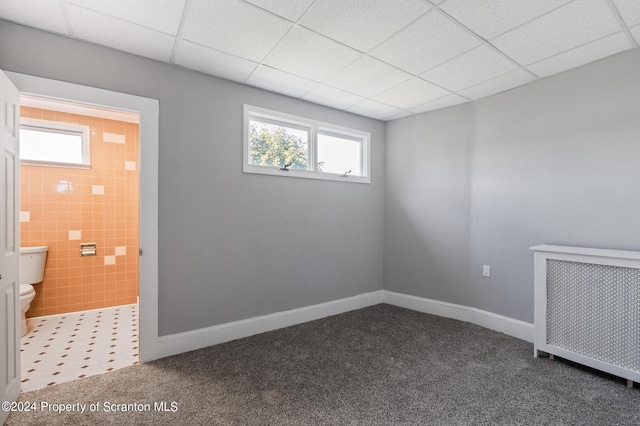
[385,110,414,121]
[526,32,634,78]
[491,0,621,65]
[64,0,186,34]
[347,100,403,120]
[372,77,450,110]
[612,0,640,27]
[66,5,174,62]
[440,0,571,40]
[173,40,258,83]
[302,85,365,110]
[421,45,518,91]
[631,25,640,44]
[299,0,431,52]
[243,0,315,22]
[458,68,536,100]
[410,93,468,113]
[245,66,319,98]
[0,0,69,35]
[181,0,292,62]
[370,11,482,75]
[263,27,361,82]
[324,56,413,98]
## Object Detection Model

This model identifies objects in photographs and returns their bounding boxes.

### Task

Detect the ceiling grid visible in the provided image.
[0,0,638,120]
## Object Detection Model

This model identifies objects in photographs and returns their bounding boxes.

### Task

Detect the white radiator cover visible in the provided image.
[532,245,640,383]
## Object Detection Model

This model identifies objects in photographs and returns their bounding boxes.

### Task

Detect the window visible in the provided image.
[243,105,370,183]
[19,118,91,168]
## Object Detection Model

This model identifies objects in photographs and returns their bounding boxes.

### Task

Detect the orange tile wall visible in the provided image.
[20,106,139,317]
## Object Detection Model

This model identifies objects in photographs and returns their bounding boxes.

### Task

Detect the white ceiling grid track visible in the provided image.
[1,0,638,121]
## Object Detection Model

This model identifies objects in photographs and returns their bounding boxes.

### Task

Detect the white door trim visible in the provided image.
[6,72,161,363]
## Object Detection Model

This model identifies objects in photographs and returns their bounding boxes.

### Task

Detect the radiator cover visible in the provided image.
[532,245,640,384]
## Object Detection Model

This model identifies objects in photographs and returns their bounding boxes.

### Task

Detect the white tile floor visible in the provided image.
[20,304,139,392]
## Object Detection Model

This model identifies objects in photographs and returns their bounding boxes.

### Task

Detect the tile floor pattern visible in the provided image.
[20,304,139,392]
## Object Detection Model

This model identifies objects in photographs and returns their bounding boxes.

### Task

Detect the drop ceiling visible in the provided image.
[1,0,639,121]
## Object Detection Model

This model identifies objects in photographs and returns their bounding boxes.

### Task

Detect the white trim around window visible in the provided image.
[243,105,371,184]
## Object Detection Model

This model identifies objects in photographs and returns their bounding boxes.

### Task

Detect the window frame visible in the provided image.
[19,117,91,169]
[243,105,371,184]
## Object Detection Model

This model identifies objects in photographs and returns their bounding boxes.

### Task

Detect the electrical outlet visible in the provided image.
[482,265,491,278]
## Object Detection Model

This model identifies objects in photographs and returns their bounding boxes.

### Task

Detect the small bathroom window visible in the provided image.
[19,118,91,168]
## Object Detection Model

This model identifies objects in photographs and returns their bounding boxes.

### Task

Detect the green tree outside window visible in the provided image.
[248,122,308,170]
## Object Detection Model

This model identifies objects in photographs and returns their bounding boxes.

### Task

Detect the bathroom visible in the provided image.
[18,97,140,390]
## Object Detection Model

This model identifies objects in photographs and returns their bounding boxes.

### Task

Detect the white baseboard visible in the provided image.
[147,289,533,362]
[382,290,534,342]
[149,290,385,361]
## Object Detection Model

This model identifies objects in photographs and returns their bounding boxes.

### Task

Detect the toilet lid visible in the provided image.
[20,285,34,296]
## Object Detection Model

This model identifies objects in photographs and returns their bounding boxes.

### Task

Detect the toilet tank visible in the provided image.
[20,246,48,285]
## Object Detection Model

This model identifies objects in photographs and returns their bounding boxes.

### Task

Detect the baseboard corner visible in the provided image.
[382,290,534,343]
[146,290,384,361]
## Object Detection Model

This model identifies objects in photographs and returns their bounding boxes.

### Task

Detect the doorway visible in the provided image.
[5,71,161,371]
[18,96,141,390]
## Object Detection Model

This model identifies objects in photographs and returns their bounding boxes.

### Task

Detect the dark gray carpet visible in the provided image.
[6,304,639,425]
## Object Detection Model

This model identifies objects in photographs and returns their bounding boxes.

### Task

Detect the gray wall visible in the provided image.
[0,21,385,335]
[384,104,473,306]
[386,48,640,323]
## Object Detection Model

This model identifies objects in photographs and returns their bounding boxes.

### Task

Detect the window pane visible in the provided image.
[20,128,84,164]
[248,119,309,170]
[317,133,363,176]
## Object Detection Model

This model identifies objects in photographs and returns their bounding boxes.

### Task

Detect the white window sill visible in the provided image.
[243,164,371,184]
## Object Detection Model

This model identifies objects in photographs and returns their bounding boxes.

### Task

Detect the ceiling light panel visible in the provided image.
[440,0,571,40]
[0,0,69,35]
[245,66,319,98]
[64,0,186,35]
[370,11,482,75]
[373,77,451,110]
[263,26,361,82]
[302,85,366,110]
[181,0,292,62]
[526,32,633,78]
[612,0,640,27]
[299,0,431,52]
[458,68,536,100]
[324,56,413,98]
[421,45,518,92]
[243,0,315,22]
[491,0,622,65]
[173,40,259,83]
[66,5,175,62]
[347,99,403,120]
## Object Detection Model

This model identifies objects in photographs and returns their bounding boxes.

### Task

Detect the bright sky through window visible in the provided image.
[20,128,84,164]
[19,117,91,168]
[317,133,362,176]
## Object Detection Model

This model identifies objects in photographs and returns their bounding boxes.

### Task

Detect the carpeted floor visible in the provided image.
[6,304,639,425]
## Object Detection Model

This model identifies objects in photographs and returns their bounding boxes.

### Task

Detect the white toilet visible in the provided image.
[20,246,48,337]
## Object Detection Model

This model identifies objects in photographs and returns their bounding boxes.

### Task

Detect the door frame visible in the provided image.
[6,72,161,363]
